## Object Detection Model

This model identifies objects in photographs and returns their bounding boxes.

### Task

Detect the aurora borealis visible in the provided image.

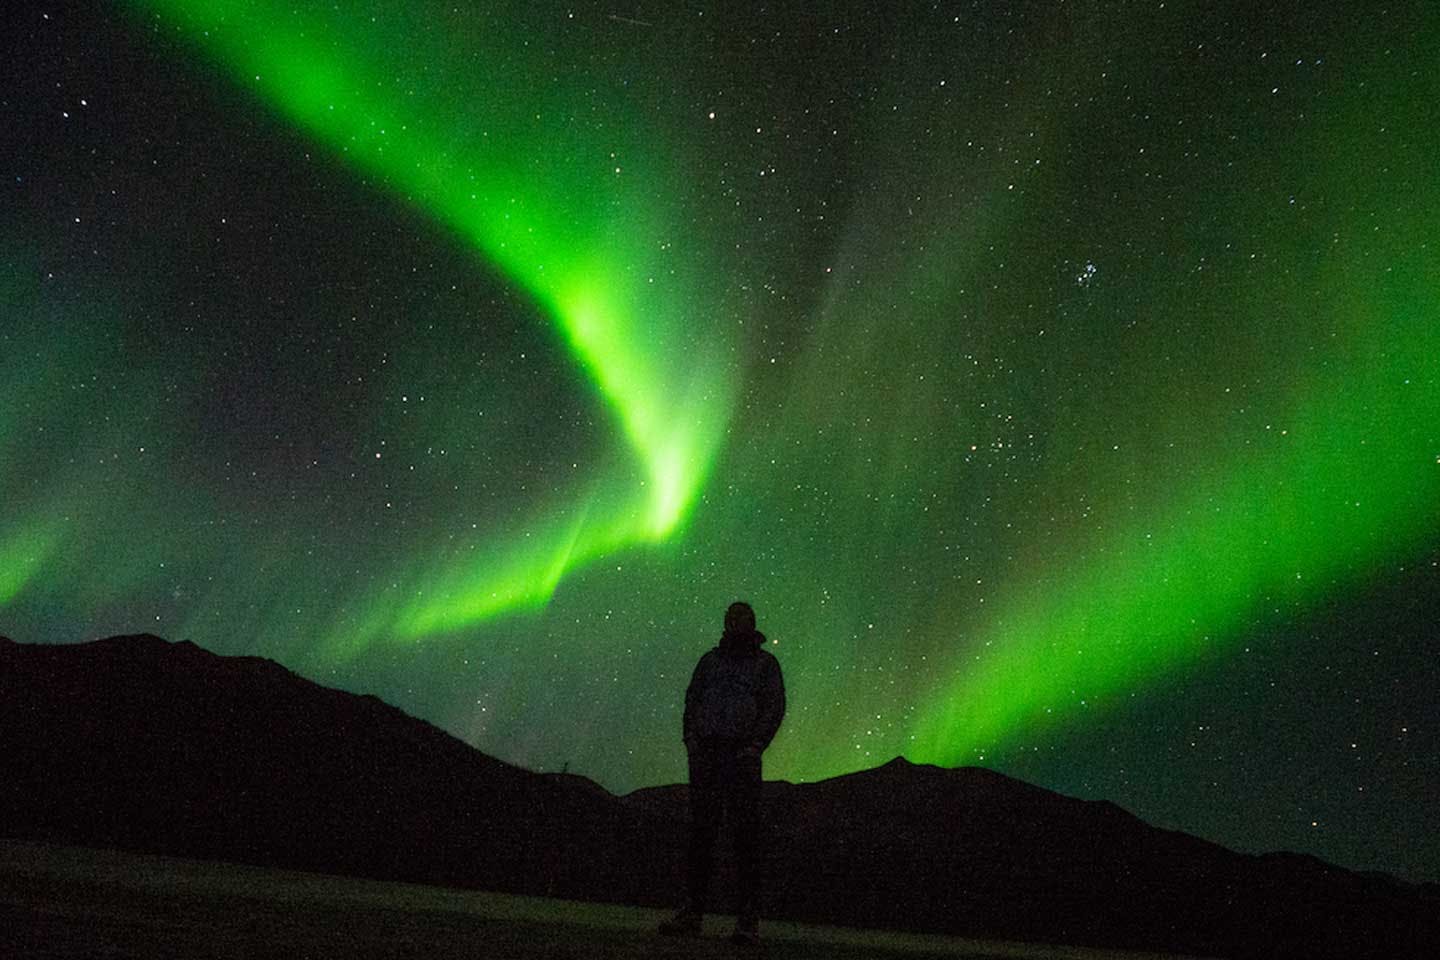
[4,0,1437,883]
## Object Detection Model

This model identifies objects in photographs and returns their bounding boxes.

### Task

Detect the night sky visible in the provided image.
[4,1,1438,882]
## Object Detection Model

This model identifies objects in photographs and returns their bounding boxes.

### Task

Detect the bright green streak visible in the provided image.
[899,22,1440,764]
[909,280,1440,762]
[130,1,734,647]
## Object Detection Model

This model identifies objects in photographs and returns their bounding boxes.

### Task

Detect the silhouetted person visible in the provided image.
[659,601,786,945]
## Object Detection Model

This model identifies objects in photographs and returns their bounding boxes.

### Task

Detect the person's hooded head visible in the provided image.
[720,601,765,654]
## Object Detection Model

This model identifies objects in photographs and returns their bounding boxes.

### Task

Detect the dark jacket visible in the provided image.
[683,629,786,751]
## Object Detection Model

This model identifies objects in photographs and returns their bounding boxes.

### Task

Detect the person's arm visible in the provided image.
[682,653,709,750]
[747,655,786,754]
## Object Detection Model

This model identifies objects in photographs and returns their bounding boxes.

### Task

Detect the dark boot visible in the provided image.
[729,916,760,946]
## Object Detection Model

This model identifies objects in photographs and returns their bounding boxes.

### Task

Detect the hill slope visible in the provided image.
[0,634,665,900]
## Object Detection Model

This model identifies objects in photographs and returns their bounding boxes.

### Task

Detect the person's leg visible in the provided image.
[730,752,763,932]
[661,747,721,936]
[686,747,724,915]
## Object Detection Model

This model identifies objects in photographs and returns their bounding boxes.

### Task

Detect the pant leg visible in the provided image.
[729,753,763,923]
[686,747,724,912]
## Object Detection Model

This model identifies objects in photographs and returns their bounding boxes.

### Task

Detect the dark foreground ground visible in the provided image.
[0,841,1210,960]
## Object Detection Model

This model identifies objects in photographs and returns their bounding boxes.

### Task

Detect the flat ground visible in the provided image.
[0,840,1205,960]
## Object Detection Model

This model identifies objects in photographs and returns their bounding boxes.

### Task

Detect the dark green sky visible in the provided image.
[3,1,1437,882]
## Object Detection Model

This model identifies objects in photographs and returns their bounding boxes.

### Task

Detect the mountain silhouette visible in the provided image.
[3,634,1434,959]
[0,634,666,900]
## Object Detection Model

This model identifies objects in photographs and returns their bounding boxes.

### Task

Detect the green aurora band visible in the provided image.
[126,0,738,651]
[907,280,1440,764]
[898,26,1440,765]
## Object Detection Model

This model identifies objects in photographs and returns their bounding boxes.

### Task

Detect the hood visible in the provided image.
[718,628,766,656]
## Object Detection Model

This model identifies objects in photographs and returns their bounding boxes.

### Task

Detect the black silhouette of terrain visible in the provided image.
[0,634,664,902]
[3,634,1435,959]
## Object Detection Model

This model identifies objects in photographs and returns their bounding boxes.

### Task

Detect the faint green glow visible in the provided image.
[131,0,734,647]
[0,525,61,606]
[909,284,1440,763]
[0,258,97,614]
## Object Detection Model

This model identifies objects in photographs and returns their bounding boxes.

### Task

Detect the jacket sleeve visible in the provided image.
[682,653,708,744]
[750,654,786,750]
